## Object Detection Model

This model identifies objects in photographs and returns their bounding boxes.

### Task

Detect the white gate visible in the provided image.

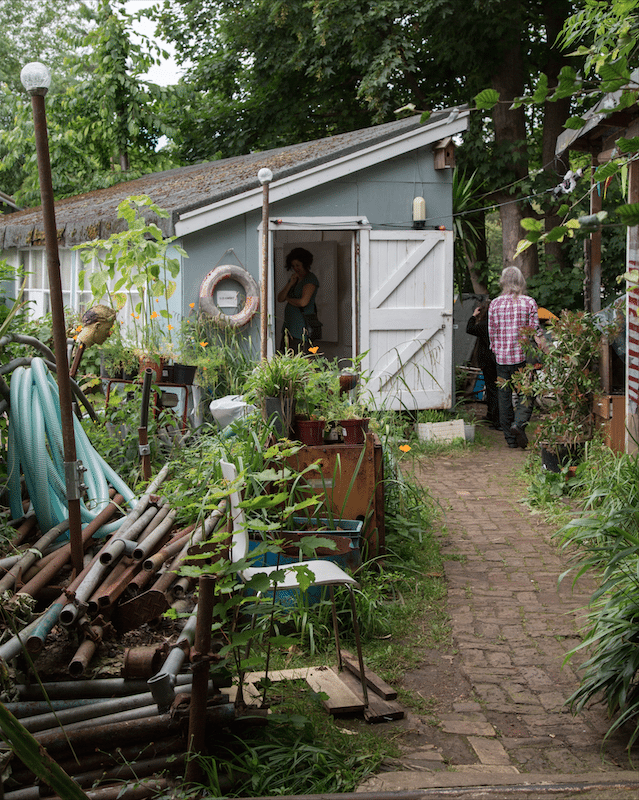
[360,229,453,411]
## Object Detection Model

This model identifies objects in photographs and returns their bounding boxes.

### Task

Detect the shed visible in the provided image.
[0,110,469,411]
[556,90,639,453]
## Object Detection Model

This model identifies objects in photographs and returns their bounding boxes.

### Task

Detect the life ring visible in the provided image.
[199,264,259,328]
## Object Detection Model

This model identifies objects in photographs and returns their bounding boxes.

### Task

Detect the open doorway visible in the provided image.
[272,229,354,362]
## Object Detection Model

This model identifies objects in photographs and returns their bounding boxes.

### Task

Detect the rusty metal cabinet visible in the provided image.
[286,433,385,557]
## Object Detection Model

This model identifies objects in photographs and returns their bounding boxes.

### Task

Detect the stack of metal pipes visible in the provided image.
[0,465,226,676]
[0,464,247,797]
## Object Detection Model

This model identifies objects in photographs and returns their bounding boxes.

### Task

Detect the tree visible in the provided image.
[0,0,183,205]
[497,0,639,264]
[157,0,576,279]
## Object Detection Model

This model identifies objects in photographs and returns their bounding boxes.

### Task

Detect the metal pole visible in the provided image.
[258,168,273,361]
[23,64,84,576]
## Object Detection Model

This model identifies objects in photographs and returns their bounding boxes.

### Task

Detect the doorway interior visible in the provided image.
[272,229,355,363]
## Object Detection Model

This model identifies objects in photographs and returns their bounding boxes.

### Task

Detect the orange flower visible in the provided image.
[76,324,83,332]
[309,346,319,354]
[189,302,195,309]
[151,311,159,319]
[155,298,159,302]
[200,341,208,348]
[399,444,411,453]
[167,324,174,331]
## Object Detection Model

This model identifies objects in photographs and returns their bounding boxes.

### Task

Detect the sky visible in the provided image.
[124,0,183,86]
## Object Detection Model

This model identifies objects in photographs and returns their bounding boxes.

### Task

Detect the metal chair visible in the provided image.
[220,459,368,706]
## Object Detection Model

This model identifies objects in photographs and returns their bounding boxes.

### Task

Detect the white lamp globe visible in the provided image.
[20,62,51,94]
[257,168,273,185]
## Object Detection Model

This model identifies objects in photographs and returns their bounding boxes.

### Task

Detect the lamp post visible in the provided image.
[21,62,84,577]
[258,168,273,361]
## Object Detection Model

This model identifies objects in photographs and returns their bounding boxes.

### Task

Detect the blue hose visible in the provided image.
[8,359,136,537]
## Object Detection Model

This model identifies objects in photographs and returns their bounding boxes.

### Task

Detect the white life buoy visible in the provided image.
[199,264,259,328]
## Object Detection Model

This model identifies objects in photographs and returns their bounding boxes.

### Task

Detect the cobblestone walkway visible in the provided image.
[358,426,639,798]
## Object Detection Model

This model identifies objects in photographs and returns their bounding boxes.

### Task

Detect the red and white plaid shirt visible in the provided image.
[488,294,539,365]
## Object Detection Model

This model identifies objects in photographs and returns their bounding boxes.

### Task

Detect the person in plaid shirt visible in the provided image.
[488,266,542,449]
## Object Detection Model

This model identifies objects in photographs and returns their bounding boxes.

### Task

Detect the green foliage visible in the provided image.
[526,264,587,314]
[0,0,182,205]
[242,349,316,403]
[556,446,639,748]
[75,195,186,359]
[508,0,639,255]
[511,310,609,447]
[207,714,381,795]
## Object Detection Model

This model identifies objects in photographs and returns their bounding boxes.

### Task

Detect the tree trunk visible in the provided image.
[542,0,572,271]
[491,29,538,279]
[468,211,489,294]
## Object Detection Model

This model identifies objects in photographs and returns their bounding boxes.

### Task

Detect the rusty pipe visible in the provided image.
[68,618,106,677]
[118,559,156,602]
[95,558,143,610]
[99,505,160,566]
[17,673,194,700]
[132,508,177,561]
[148,522,207,596]
[15,495,123,600]
[186,574,215,784]
[9,512,38,547]
[142,523,196,573]
[0,518,70,593]
[147,607,199,711]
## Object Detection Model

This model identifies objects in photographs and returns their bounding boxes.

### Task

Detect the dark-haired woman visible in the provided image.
[466,300,499,429]
[277,247,319,353]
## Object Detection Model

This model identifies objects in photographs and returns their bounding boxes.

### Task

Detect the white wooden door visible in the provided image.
[360,230,453,411]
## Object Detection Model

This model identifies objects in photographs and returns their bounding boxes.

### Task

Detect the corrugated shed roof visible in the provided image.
[0,111,458,249]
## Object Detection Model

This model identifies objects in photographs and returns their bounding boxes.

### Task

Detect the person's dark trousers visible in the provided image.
[480,357,499,428]
[496,361,534,445]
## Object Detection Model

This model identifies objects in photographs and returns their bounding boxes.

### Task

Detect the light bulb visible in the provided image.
[20,62,51,94]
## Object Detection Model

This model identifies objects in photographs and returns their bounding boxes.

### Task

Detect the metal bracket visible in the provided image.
[64,460,83,501]
[138,443,151,456]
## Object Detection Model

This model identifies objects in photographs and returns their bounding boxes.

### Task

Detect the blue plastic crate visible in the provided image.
[247,517,362,607]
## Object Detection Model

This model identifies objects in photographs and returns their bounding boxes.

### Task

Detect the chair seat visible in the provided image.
[242,559,358,589]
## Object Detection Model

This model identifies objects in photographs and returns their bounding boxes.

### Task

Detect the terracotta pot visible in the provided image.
[295,418,325,446]
[339,417,369,445]
[138,355,163,382]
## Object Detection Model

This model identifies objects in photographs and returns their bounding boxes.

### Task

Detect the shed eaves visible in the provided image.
[0,111,456,249]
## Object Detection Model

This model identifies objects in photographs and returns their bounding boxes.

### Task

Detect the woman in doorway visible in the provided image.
[277,247,319,353]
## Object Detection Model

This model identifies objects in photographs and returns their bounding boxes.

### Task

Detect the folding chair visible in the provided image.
[220,460,368,706]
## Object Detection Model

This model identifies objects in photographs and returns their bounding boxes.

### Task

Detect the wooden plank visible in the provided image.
[334,668,404,724]
[305,666,365,714]
[340,650,397,700]
[245,668,312,683]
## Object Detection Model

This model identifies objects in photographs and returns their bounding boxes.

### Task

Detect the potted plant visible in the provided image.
[242,349,315,437]
[511,310,611,471]
[292,359,340,445]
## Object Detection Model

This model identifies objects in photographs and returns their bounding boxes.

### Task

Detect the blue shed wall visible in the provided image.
[180,145,453,337]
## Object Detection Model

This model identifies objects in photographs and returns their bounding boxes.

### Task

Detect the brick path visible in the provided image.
[358,426,639,798]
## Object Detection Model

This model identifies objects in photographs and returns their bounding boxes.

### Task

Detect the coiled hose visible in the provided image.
[8,358,136,536]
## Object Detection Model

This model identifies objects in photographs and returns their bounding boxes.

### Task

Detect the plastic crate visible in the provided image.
[247,517,362,606]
